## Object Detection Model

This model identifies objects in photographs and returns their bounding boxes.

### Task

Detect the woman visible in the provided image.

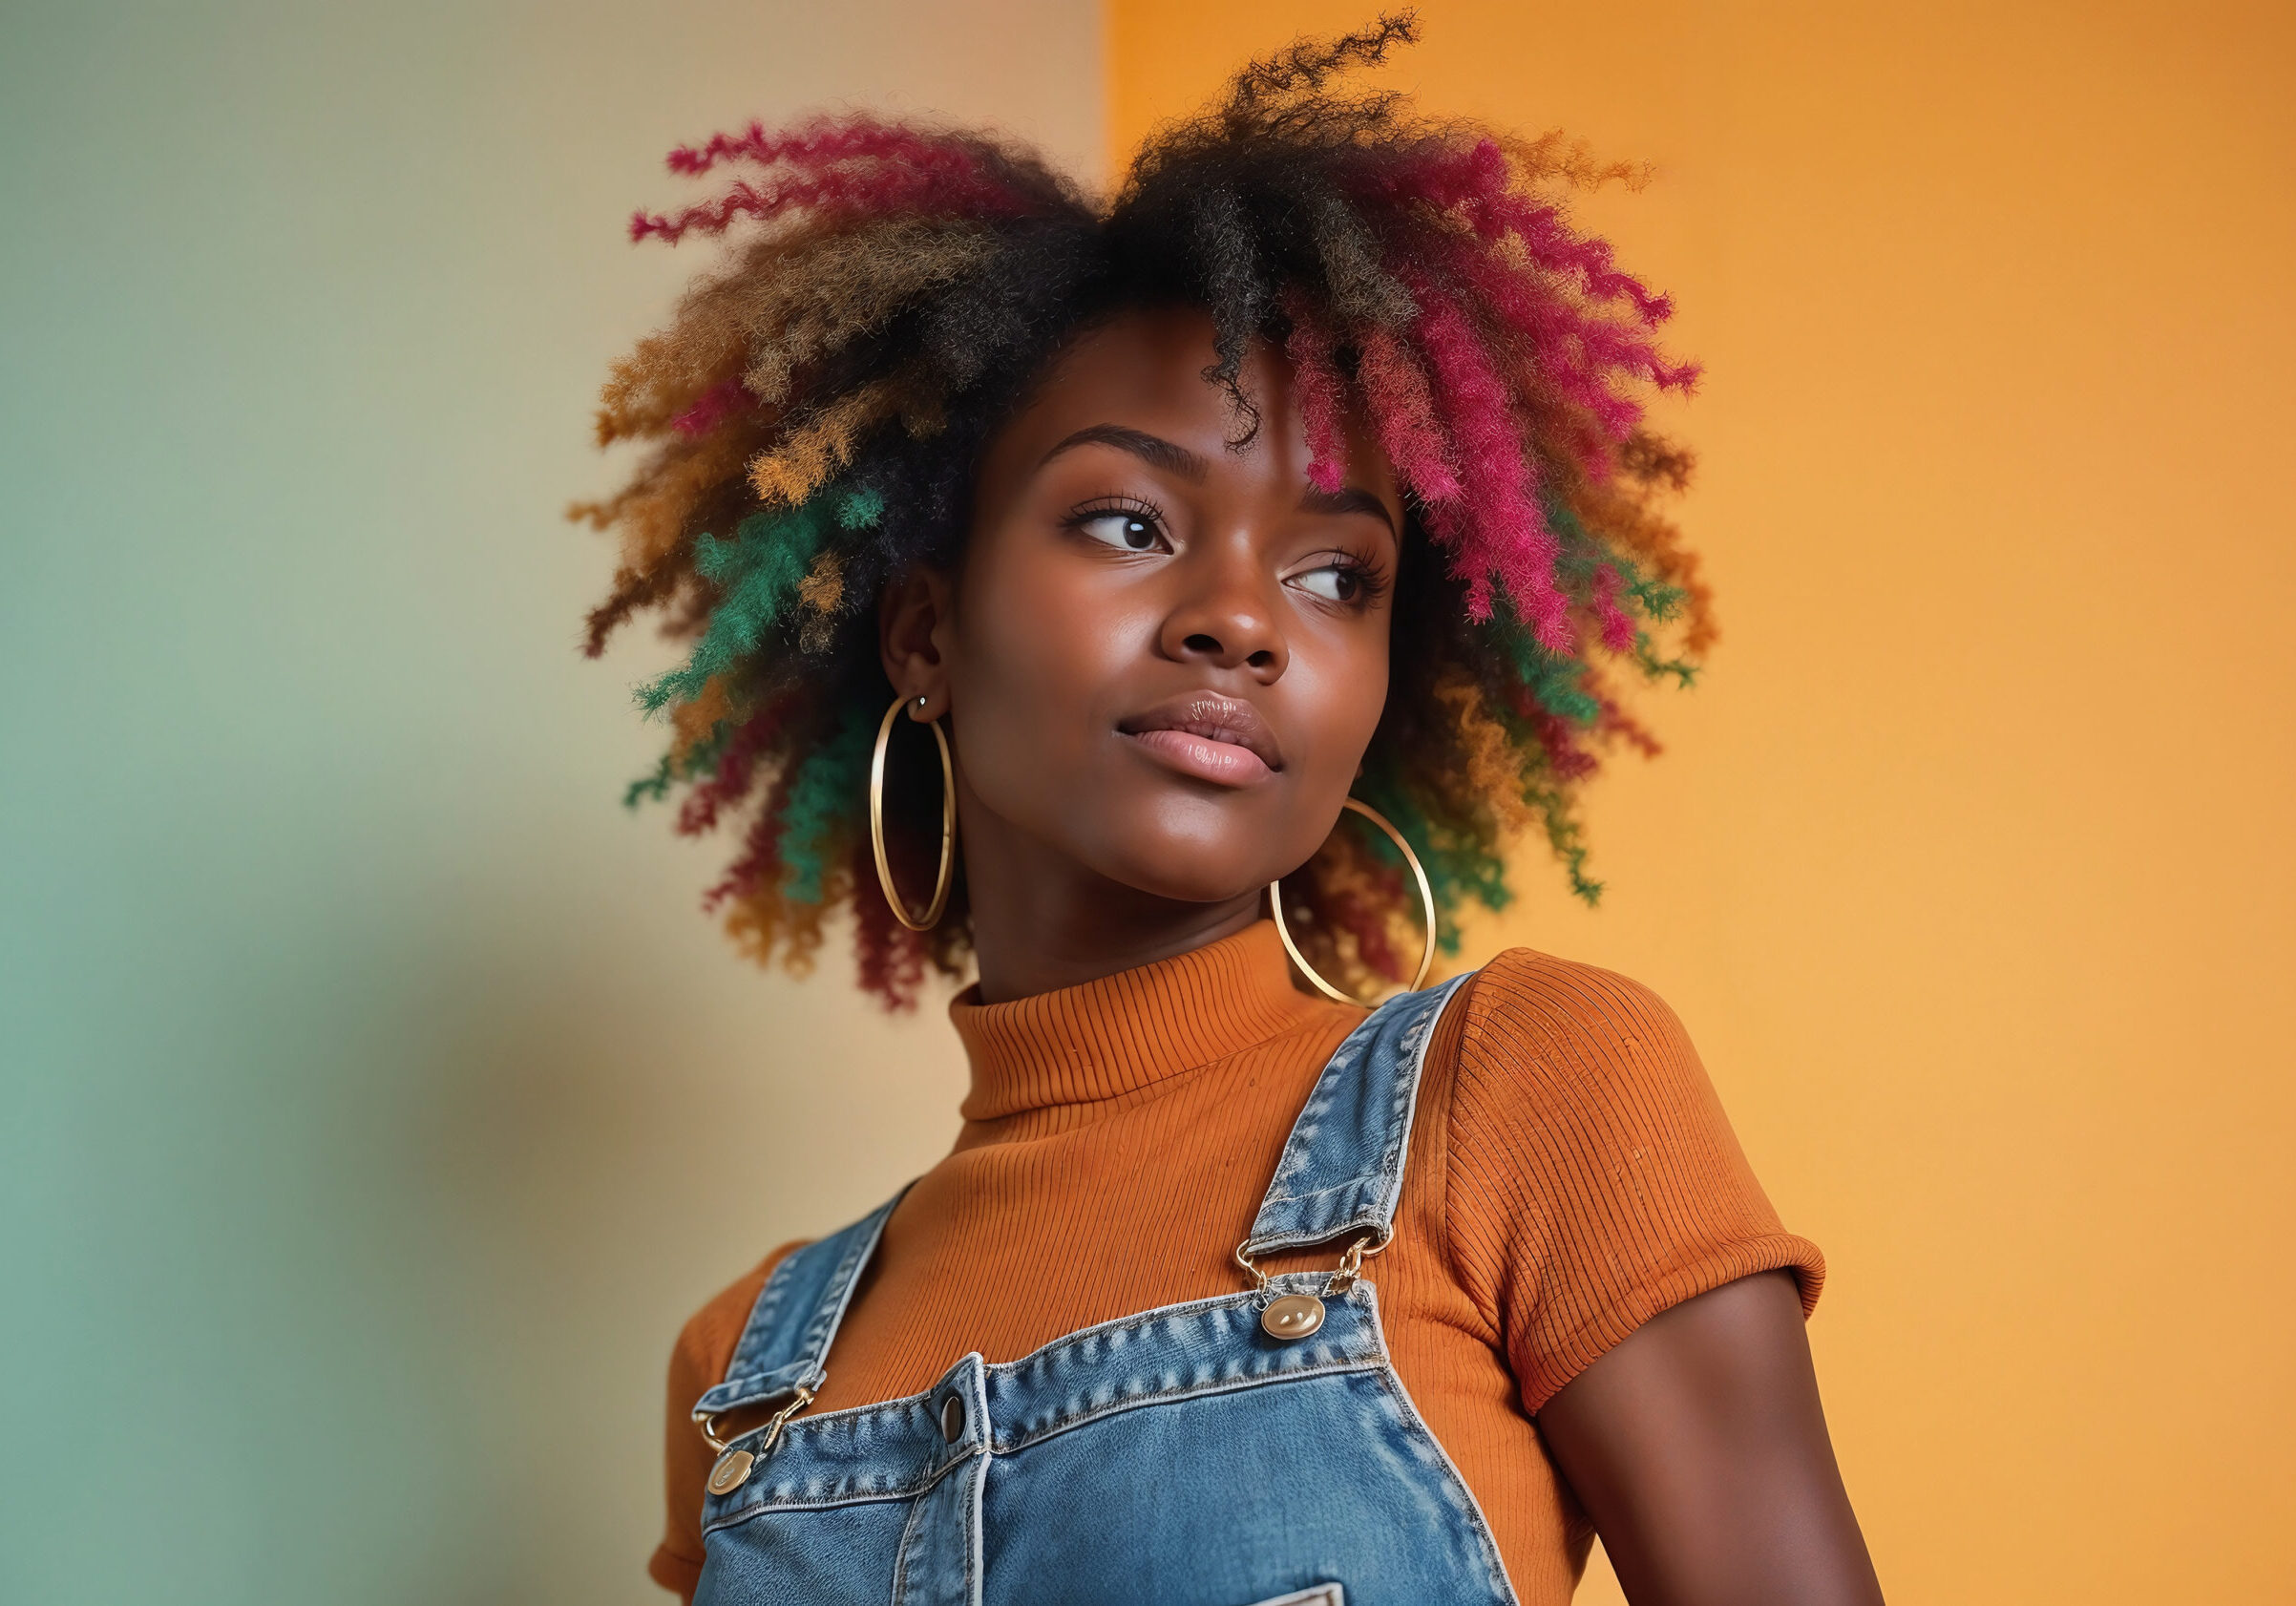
[579,18,1883,1605]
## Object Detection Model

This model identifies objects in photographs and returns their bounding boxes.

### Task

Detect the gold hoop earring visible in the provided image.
[869,694,955,931]
[1269,798,1437,1004]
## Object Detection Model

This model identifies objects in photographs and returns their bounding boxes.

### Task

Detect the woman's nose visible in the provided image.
[1157,554,1289,679]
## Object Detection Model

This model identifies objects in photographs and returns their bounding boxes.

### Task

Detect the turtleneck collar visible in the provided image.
[950,920,1338,1121]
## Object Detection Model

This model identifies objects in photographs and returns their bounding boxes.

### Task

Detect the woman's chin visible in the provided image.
[1086,845,1278,910]
[1064,797,1332,909]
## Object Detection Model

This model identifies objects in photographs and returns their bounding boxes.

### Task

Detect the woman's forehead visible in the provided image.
[1017,309,1250,437]
[991,306,1399,504]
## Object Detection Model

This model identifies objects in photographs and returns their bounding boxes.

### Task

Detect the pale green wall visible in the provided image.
[0,5,1100,1599]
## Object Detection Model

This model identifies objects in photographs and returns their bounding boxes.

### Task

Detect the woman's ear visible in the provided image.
[878,565,956,721]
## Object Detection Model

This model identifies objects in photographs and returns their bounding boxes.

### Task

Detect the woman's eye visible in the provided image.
[1076,512,1165,552]
[1290,564,1362,602]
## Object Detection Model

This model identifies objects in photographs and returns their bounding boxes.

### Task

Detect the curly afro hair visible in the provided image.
[574,13,1711,1007]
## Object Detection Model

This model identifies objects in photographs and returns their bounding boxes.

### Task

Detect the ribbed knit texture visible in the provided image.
[651,922,1822,1603]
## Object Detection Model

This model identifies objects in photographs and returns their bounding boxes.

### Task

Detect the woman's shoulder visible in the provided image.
[666,1239,807,1398]
[654,1241,807,1595]
[1427,944,1770,1204]
[1442,944,1704,1095]
[1430,952,1823,1405]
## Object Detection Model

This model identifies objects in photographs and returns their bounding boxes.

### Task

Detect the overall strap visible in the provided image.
[1241,971,1472,1258]
[691,1192,901,1422]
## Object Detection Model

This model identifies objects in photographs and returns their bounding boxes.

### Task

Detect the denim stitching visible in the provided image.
[705,1193,902,1417]
[792,1197,898,1371]
[887,1467,929,1603]
[1249,977,1468,1237]
[1361,982,1457,1224]
[963,1441,984,1606]
[704,1288,1382,1507]
[700,972,1484,1590]
[992,1285,1371,1374]
[716,1243,801,1381]
[995,1354,1385,1456]
[703,1440,974,1534]
[1361,1299,1522,1605]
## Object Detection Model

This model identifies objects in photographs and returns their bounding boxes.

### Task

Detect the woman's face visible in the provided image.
[885,306,1402,916]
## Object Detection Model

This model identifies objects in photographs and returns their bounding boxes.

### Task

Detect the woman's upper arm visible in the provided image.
[1537,1270,1884,1606]
[1435,951,1870,1601]
[651,1245,806,1600]
[1441,950,1824,1406]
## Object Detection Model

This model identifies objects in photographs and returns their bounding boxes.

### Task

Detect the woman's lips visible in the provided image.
[1123,727,1276,785]
[1117,693,1282,788]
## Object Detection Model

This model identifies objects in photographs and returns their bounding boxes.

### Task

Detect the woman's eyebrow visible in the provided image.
[1039,424,1209,482]
[1299,485,1398,535]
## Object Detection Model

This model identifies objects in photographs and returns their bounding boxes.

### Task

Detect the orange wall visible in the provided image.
[1106,4,2296,1601]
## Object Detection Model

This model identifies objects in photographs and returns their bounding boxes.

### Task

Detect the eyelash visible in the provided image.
[1062,494,1170,549]
[1296,547,1392,606]
[1060,495,1391,606]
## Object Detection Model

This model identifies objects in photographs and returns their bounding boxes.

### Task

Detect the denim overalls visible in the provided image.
[689,973,1521,1606]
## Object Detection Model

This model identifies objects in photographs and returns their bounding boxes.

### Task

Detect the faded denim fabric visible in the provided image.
[692,973,1519,1606]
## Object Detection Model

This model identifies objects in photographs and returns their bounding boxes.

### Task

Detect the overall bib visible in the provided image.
[689,974,1521,1606]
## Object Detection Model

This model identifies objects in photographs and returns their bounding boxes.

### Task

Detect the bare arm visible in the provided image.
[1537,1271,1885,1606]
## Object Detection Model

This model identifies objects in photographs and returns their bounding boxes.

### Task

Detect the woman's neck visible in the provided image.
[958,795,1264,1004]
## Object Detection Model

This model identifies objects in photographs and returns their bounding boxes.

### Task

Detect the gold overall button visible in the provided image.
[940,1393,967,1443]
[1260,1293,1327,1342]
[706,1448,755,1496]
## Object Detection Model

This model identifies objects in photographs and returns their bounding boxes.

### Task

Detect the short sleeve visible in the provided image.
[649,1243,805,1600]
[1437,949,1824,1415]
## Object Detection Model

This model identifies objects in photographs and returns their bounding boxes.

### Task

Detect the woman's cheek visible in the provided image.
[947,549,1129,832]
[1294,618,1391,777]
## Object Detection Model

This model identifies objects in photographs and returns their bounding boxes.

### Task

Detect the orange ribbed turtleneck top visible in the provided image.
[652,923,1822,1603]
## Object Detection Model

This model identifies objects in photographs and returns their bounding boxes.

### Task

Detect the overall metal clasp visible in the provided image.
[701,1385,814,1496]
[1233,1234,1385,1342]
